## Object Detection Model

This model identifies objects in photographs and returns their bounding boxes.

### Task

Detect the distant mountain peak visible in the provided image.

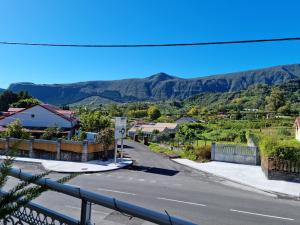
[7,63,300,105]
[148,72,177,81]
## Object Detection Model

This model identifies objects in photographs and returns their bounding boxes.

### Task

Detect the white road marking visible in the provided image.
[138,178,145,182]
[157,197,207,207]
[97,188,137,196]
[230,209,295,221]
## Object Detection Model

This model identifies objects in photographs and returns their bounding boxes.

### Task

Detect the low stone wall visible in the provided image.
[261,157,300,182]
[0,137,114,162]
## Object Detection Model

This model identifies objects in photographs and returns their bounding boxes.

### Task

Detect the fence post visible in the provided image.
[211,142,216,161]
[56,138,62,160]
[80,199,92,225]
[82,140,88,162]
[29,137,34,158]
[5,137,9,151]
[255,147,260,165]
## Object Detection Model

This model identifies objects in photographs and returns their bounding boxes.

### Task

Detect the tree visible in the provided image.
[277,103,292,115]
[187,107,199,116]
[127,109,148,118]
[95,128,114,159]
[147,106,161,120]
[265,87,285,112]
[41,125,61,140]
[5,120,30,139]
[80,111,111,132]
[11,98,40,108]
[0,91,19,111]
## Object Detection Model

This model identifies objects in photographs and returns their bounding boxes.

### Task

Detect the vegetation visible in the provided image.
[4,120,30,139]
[0,145,77,220]
[40,125,61,140]
[80,111,111,132]
[147,106,161,120]
[0,91,39,111]
[95,128,115,159]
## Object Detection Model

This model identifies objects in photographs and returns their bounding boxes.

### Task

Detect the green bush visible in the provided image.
[194,145,211,161]
[259,136,300,160]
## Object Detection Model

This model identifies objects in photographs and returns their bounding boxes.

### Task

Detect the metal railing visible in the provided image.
[3,168,198,225]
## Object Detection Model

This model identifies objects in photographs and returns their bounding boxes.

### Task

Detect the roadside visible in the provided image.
[0,155,132,173]
[173,158,300,200]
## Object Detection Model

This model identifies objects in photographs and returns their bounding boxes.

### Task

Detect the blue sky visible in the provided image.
[1,0,300,88]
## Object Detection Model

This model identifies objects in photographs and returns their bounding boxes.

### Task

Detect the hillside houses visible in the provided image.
[128,122,178,139]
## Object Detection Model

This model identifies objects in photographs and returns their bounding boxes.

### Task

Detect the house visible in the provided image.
[175,117,198,124]
[128,122,178,138]
[295,117,300,141]
[0,104,78,137]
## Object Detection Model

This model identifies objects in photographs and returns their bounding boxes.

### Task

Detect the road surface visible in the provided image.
[6,140,300,225]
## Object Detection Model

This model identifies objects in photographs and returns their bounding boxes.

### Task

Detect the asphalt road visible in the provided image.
[5,140,300,225]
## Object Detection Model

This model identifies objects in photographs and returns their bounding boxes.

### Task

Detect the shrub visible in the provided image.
[5,120,30,139]
[41,125,61,140]
[194,145,211,161]
[259,136,300,160]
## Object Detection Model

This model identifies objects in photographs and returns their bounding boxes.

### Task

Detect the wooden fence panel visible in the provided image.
[9,139,30,151]
[61,141,83,153]
[0,139,6,150]
[33,141,57,152]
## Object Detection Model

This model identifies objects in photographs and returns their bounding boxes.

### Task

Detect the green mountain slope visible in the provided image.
[185,78,300,112]
[8,63,300,105]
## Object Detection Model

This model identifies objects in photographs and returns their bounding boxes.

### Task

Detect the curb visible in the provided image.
[0,156,133,173]
[171,159,300,201]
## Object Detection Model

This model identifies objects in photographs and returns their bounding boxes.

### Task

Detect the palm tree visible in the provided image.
[0,143,77,221]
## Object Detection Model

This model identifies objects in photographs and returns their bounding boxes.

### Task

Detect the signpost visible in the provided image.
[114,117,127,163]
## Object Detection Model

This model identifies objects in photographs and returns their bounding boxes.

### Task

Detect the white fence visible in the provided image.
[211,143,260,165]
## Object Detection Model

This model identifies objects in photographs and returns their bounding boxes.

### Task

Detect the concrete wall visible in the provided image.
[211,143,260,165]
[0,138,113,162]
[0,105,72,128]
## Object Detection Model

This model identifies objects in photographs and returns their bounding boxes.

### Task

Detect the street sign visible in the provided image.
[115,117,127,140]
[114,117,127,163]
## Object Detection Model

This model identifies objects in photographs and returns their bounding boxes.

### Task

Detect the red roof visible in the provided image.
[1,104,77,123]
[294,117,300,127]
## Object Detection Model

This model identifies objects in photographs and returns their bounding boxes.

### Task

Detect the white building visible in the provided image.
[0,104,77,129]
[295,117,300,141]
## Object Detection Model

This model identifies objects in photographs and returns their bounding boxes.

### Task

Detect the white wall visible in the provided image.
[0,105,72,128]
[296,126,300,141]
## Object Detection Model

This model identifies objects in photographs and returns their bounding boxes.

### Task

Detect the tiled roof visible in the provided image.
[1,104,76,123]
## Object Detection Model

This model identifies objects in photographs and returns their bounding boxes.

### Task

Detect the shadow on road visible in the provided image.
[127,165,179,176]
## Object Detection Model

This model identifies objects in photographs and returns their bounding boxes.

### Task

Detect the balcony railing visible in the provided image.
[1,168,197,225]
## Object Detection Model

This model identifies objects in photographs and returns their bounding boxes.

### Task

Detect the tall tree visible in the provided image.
[0,91,19,111]
[80,111,111,132]
[265,87,285,112]
[147,106,161,120]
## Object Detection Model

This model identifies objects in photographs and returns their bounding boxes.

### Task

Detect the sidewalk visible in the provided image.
[173,158,300,199]
[0,156,133,173]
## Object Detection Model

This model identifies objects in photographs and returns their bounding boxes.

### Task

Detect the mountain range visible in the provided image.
[7,63,300,106]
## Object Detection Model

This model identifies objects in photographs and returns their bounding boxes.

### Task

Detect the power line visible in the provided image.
[0,37,300,48]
